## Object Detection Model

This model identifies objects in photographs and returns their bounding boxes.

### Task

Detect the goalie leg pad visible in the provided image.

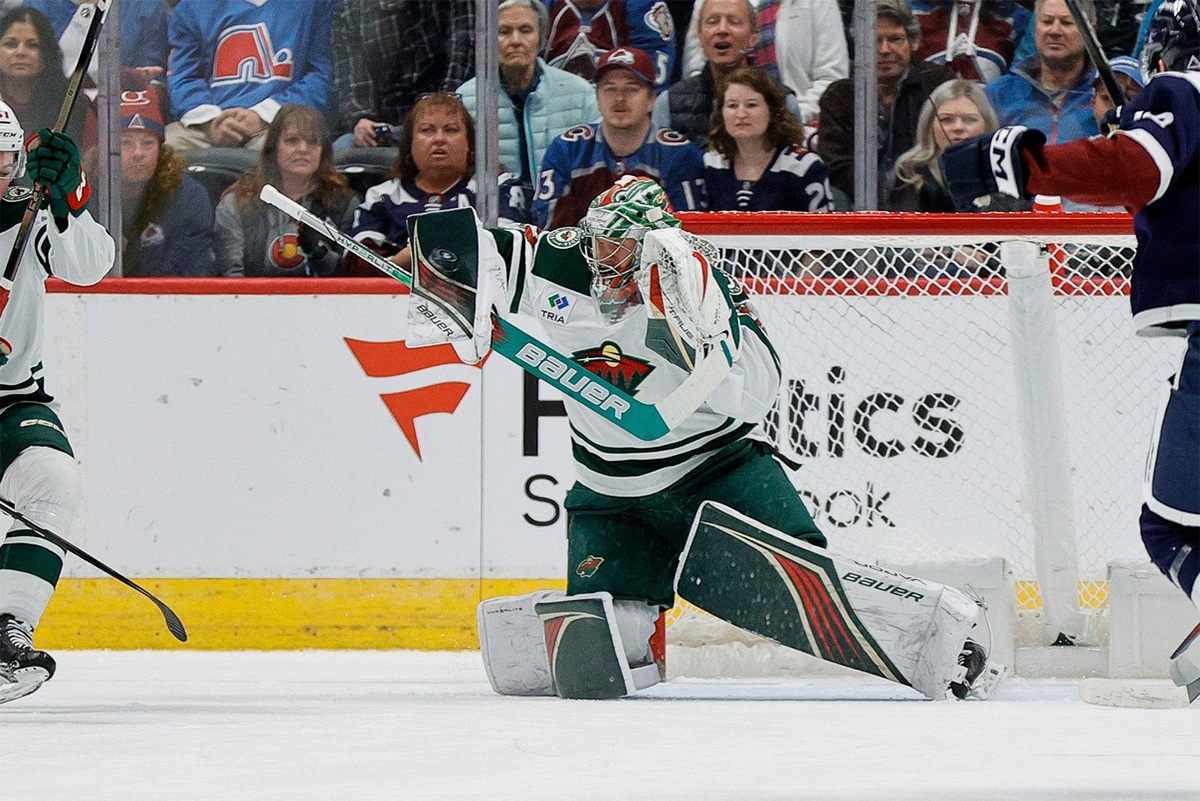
[1169,621,1200,698]
[675,502,1004,699]
[477,590,563,696]
[534,591,659,699]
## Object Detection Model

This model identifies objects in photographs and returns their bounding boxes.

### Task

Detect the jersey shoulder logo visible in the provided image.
[645,1,675,41]
[655,129,691,146]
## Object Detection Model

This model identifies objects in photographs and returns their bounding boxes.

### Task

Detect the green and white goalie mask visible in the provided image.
[579,176,681,322]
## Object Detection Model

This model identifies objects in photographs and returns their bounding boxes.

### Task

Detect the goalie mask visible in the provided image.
[1141,0,1200,80]
[0,101,26,181]
[579,176,681,320]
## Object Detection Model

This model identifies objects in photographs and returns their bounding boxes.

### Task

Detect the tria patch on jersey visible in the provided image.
[571,341,655,394]
[539,292,576,325]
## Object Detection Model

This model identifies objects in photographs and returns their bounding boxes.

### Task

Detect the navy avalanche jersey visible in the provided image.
[1118,73,1200,334]
[703,145,834,212]
[533,124,707,229]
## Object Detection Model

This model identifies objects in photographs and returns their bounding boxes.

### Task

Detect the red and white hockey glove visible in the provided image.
[639,228,735,355]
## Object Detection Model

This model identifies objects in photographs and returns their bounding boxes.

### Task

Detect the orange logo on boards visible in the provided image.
[344,338,484,460]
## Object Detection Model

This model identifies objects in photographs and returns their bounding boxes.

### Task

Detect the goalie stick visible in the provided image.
[0,495,188,642]
[258,184,734,440]
[0,0,110,321]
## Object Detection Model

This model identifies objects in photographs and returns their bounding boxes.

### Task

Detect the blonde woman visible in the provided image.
[890,79,1025,212]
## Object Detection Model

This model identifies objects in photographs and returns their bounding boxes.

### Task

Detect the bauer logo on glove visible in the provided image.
[26,128,90,218]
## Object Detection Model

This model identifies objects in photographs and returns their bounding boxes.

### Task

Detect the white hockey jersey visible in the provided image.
[495,224,781,497]
[0,187,114,408]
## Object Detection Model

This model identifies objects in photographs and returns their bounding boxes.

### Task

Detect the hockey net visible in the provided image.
[663,210,1176,675]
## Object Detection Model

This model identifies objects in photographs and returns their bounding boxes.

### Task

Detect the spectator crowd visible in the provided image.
[0,0,1155,276]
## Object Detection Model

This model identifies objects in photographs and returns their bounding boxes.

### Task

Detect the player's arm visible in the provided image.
[1021,134,1161,212]
[24,129,113,285]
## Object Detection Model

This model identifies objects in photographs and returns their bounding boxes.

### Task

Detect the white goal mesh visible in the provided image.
[664,211,1181,665]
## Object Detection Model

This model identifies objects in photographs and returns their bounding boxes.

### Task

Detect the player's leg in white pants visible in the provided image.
[0,446,81,628]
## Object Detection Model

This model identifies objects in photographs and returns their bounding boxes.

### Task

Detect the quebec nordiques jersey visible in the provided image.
[533,124,707,229]
[493,224,780,497]
[703,145,834,212]
[0,189,114,408]
[1117,72,1200,335]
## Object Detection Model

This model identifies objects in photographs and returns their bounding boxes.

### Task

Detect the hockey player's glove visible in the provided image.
[941,125,1046,208]
[26,128,89,219]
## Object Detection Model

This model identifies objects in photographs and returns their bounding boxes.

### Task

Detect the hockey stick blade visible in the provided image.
[1079,677,1198,709]
[0,0,111,319]
[0,495,187,642]
[258,185,732,440]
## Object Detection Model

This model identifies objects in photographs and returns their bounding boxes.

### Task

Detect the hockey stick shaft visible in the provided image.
[0,0,111,320]
[1061,0,1126,107]
[0,495,188,642]
[259,185,732,440]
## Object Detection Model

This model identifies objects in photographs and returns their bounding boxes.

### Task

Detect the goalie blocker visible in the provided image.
[675,502,1007,700]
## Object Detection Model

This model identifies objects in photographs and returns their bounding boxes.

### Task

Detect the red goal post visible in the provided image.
[665,211,1173,668]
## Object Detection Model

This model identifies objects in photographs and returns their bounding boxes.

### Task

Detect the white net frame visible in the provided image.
[663,211,1180,667]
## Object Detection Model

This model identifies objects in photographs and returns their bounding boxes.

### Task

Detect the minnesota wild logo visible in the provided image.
[571,341,654,394]
[576,555,604,578]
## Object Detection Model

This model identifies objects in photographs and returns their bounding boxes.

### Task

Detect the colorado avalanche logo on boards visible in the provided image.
[269,233,306,270]
[212,23,294,86]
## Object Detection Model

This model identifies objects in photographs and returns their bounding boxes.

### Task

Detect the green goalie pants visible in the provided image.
[564,439,826,609]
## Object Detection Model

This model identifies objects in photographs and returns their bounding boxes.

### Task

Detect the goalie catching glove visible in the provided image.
[26,128,90,219]
[638,227,737,359]
[941,125,1045,209]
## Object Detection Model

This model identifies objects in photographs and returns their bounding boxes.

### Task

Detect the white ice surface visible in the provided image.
[3,650,1196,800]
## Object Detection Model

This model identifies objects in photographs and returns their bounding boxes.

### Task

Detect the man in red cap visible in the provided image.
[532,46,706,230]
[120,88,215,276]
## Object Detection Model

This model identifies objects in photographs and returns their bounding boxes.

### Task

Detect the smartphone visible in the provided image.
[372,123,393,146]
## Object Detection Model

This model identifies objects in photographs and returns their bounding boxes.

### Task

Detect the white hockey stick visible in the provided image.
[259,184,734,440]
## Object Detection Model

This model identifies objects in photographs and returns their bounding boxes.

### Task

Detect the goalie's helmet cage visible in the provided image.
[1141,0,1200,80]
[0,101,26,180]
[580,176,682,320]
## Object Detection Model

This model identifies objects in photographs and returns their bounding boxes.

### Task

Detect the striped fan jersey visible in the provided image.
[493,224,781,497]
[0,188,114,409]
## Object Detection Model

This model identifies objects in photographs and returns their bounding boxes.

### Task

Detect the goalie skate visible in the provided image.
[0,614,55,705]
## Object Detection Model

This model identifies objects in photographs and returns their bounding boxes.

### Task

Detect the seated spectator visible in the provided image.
[985,0,1099,145]
[0,6,86,144]
[704,67,832,211]
[890,78,1026,212]
[349,93,531,275]
[545,0,677,93]
[749,0,848,127]
[166,0,338,152]
[654,0,801,150]
[121,88,215,276]
[816,0,954,209]
[1019,0,1142,62]
[214,104,358,277]
[911,0,1030,83]
[28,0,169,84]
[1090,54,1145,129]
[332,0,474,151]
[458,0,597,187]
[534,46,706,229]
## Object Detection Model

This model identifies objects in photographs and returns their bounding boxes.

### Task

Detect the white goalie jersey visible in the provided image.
[495,224,782,497]
[0,188,114,408]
